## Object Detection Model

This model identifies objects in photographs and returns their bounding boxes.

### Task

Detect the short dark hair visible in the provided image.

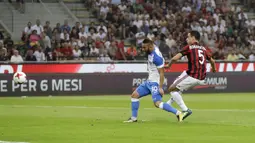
[142,38,153,44]
[190,30,200,41]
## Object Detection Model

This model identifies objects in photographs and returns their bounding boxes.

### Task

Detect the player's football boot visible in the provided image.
[183,109,192,120]
[176,112,184,122]
[123,117,138,123]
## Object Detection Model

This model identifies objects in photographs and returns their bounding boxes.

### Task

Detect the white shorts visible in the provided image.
[172,71,205,92]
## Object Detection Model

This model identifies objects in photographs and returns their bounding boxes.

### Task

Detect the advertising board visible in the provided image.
[0,73,253,96]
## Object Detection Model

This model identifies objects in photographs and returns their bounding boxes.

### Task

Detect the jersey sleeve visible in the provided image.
[180,45,190,56]
[153,55,164,68]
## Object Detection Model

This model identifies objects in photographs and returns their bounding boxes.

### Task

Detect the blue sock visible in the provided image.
[159,102,178,115]
[131,98,140,118]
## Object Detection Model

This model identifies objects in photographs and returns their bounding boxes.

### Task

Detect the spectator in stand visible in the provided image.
[126,44,137,60]
[4,35,14,57]
[157,34,170,59]
[149,15,159,26]
[0,42,7,61]
[248,36,255,48]
[22,22,31,43]
[70,28,79,40]
[98,43,112,62]
[118,1,127,13]
[245,19,255,27]
[182,2,192,13]
[221,0,230,13]
[135,31,145,48]
[100,2,110,21]
[41,32,51,50]
[3,35,14,49]
[79,27,87,39]
[73,22,81,34]
[53,43,62,61]
[61,20,71,33]
[107,41,117,60]
[207,34,216,50]
[33,46,46,61]
[52,28,61,48]
[115,40,126,60]
[89,22,97,33]
[249,50,255,61]
[236,49,246,60]
[97,28,107,41]
[25,49,37,61]
[70,38,78,47]
[73,45,82,60]
[238,10,248,21]
[12,0,255,61]
[60,29,70,42]
[32,19,44,35]
[23,22,33,36]
[87,28,97,40]
[165,34,176,49]
[243,46,251,57]
[78,36,88,50]
[44,21,52,39]
[53,23,62,33]
[106,8,114,22]
[95,37,103,49]
[133,17,143,29]
[207,0,216,8]
[61,42,73,60]
[140,20,150,36]
[97,22,108,33]
[29,30,40,45]
[10,50,23,63]
[206,2,214,13]
[90,43,99,57]
[226,50,238,61]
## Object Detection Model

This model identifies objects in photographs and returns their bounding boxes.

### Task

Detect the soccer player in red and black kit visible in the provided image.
[165,30,216,120]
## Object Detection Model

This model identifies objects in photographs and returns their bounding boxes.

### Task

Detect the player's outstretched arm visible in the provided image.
[209,57,216,73]
[165,53,182,68]
[157,67,165,96]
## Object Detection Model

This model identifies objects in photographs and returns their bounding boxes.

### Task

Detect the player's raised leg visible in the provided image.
[168,74,193,120]
[124,82,150,123]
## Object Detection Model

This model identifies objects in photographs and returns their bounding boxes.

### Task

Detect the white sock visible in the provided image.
[170,91,188,111]
[167,97,175,105]
[159,102,164,109]
[176,110,181,115]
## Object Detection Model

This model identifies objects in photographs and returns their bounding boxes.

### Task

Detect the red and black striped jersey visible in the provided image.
[180,43,212,80]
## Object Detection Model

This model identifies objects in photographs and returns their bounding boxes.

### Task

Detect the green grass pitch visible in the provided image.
[0,93,255,143]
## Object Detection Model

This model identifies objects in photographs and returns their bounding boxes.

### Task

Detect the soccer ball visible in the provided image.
[13,72,27,84]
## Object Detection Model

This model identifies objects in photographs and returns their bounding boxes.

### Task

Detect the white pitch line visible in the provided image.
[0,141,29,143]
[1,105,255,112]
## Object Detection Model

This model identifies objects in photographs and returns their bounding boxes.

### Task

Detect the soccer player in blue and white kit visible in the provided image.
[124,39,184,123]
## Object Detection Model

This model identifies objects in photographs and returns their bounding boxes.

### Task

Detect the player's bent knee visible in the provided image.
[154,101,161,108]
[168,86,175,92]
[168,85,179,92]
[131,90,139,99]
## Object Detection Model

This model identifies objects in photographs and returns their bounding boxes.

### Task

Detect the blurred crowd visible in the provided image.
[0,0,255,62]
